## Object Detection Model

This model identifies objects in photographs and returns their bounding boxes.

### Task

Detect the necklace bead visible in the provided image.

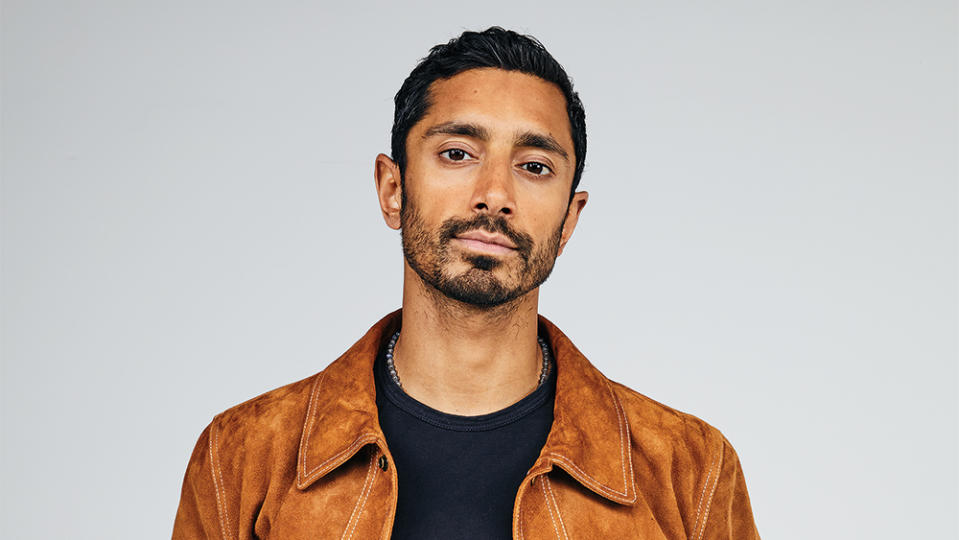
[384,330,551,390]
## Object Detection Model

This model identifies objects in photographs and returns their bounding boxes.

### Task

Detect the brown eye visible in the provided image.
[521,162,551,176]
[441,148,470,161]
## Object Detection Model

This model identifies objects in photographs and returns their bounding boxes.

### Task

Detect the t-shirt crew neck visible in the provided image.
[374,338,556,540]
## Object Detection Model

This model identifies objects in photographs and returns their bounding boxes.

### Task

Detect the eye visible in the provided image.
[440,148,472,162]
[519,161,552,176]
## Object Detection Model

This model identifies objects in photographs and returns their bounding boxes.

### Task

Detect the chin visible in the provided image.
[435,271,516,307]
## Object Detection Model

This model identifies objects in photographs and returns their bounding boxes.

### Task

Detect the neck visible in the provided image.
[392,262,543,415]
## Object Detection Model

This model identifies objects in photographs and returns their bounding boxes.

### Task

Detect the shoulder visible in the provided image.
[607,379,748,534]
[216,371,319,428]
[608,378,730,469]
[176,369,327,528]
[202,370,323,462]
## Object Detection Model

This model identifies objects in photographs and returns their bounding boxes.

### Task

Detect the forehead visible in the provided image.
[417,68,573,147]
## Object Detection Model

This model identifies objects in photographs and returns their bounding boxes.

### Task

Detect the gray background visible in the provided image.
[2,1,956,538]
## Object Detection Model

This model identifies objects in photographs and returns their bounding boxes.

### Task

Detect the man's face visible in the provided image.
[394,68,585,307]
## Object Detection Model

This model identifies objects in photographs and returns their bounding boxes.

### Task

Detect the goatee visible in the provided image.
[399,191,565,307]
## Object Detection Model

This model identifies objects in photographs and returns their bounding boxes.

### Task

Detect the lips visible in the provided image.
[452,230,517,255]
[454,230,517,249]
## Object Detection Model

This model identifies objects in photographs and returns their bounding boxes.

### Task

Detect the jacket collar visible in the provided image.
[296,309,637,506]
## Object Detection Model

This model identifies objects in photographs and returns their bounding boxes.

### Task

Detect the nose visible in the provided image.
[470,159,516,217]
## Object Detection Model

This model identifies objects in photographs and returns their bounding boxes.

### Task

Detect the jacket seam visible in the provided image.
[542,476,569,540]
[607,377,636,501]
[696,441,726,540]
[689,438,723,538]
[297,371,327,485]
[691,452,717,535]
[208,418,233,540]
[340,451,379,540]
[303,434,381,482]
[540,479,562,540]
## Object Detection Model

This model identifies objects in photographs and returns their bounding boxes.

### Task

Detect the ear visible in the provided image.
[557,191,588,257]
[374,153,403,230]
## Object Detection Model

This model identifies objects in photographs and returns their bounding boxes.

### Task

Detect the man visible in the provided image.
[173,27,760,539]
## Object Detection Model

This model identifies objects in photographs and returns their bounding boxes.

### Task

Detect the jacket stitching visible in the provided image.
[695,442,725,540]
[540,478,562,540]
[691,447,721,539]
[544,379,636,504]
[297,371,327,485]
[298,372,381,484]
[546,454,620,499]
[691,453,717,536]
[543,476,569,540]
[608,377,636,501]
[305,434,380,480]
[341,452,379,540]
[208,420,232,540]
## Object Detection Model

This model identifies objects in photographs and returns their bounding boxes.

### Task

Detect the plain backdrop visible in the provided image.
[2,1,956,538]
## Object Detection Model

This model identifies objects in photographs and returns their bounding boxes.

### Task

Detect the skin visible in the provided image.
[374,68,588,415]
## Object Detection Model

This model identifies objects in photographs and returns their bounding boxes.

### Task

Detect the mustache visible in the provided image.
[438,215,534,255]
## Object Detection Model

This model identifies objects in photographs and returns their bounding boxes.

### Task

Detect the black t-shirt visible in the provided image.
[374,342,556,540]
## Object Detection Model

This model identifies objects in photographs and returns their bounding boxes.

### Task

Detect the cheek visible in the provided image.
[402,188,456,240]
[406,157,473,204]
[517,190,569,232]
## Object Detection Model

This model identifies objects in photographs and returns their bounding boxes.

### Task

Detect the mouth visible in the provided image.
[452,230,518,256]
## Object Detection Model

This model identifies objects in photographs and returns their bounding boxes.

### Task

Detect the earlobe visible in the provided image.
[374,154,403,230]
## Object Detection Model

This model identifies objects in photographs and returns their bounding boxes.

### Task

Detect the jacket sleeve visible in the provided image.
[699,437,761,540]
[172,421,229,540]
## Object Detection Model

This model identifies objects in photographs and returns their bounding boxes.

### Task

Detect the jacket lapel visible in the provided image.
[296,310,401,490]
[536,315,638,506]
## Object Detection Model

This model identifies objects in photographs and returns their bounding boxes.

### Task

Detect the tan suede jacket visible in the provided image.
[173,310,760,539]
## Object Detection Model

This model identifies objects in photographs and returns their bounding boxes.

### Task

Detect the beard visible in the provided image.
[400,188,566,308]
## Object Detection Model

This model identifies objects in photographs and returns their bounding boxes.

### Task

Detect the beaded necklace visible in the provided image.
[383,330,552,390]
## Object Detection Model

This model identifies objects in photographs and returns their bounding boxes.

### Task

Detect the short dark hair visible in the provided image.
[390,27,587,198]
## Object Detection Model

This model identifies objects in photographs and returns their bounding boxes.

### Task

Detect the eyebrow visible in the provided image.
[422,121,570,162]
[422,122,490,140]
[514,131,569,162]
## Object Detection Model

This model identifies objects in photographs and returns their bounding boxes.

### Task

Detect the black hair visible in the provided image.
[390,27,587,198]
